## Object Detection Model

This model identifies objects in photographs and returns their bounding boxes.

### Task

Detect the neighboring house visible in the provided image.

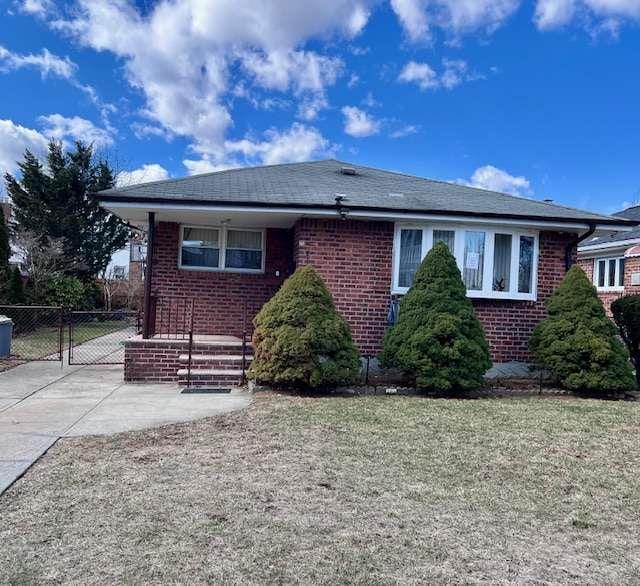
[98,159,632,384]
[100,240,147,309]
[577,204,640,313]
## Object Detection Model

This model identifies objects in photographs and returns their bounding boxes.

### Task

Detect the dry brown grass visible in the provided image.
[1,393,639,585]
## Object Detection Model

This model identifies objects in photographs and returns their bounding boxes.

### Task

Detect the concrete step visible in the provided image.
[178,368,243,385]
[178,354,253,364]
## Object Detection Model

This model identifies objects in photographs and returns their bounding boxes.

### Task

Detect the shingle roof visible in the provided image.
[615,205,640,222]
[580,205,640,248]
[100,159,629,226]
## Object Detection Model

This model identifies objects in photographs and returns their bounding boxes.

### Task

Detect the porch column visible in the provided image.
[142,211,155,339]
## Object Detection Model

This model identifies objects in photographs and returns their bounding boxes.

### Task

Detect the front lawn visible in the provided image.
[1,394,639,583]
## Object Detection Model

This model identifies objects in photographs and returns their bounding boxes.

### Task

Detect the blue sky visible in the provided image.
[1,0,639,214]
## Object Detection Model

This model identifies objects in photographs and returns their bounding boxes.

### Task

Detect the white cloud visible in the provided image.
[397,61,439,90]
[182,159,235,176]
[463,165,532,196]
[341,106,380,137]
[18,0,54,17]
[0,45,76,79]
[398,59,480,91]
[0,119,49,176]
[51,0,371,165]
[535,0,640,32]
[390,124,420,138]
[225,123,332,165]
[116,164,170,187]
[390,0,521,41]
[38,114,114,148]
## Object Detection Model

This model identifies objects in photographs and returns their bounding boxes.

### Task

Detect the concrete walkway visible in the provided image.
[0,361,250,495]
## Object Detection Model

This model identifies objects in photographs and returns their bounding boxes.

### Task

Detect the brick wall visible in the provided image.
[124,338,185,383]
[294,218,395,355]
[145,219,577,364]
[150,222,294,337]
[294,218,576,363]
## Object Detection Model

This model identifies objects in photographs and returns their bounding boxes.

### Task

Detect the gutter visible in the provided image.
[566,223,596,270]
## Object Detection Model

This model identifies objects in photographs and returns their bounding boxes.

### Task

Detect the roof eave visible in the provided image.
[98,195,633,230]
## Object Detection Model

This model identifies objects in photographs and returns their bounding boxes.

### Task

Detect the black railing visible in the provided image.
[151,296,195,340]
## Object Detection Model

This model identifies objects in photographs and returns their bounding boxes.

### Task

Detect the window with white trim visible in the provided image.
[180,225,265,272]
[594,257,624,290]
[393,224,539,300]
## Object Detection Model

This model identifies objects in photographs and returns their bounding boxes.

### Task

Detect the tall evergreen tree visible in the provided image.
[0,206,9,302]
[380,242,491,390]
[4,141,128,278]
[0,206,9,273]
[7,266,25,304]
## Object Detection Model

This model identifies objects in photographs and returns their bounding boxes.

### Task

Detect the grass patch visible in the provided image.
[1,394,639,583]
[0,321,129,366]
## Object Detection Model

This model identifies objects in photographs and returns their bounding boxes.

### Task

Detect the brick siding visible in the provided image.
[128,218,578,381]
[150,222,294,337]
[124,338,185,383]
[294,218,576,363]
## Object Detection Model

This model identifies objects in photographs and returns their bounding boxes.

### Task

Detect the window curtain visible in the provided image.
[183,227,219,247]
[226,230,262,250]
[518,236,535,293]
[464,231,485,290]
[225,229,262,270]
[399,229,422,288]
[433,230,455,252]
[493,234,512,291]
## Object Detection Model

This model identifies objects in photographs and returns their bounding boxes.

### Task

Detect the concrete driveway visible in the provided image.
[0,360,250,495]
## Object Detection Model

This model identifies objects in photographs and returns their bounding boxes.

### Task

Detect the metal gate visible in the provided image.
[68,310,140,365]
[0,305,64,370]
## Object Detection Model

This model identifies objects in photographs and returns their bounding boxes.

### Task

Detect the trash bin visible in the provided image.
[0,315,13,358]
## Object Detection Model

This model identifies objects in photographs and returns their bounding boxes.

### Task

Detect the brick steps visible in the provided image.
[178,343,253,386]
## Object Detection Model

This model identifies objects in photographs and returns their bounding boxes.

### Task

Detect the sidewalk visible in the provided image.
[0,360,249,495]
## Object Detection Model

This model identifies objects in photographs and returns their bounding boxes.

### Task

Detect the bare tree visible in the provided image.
[12,228,67,301]
[100,267,119,312]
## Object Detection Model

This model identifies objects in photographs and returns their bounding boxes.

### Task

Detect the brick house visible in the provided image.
[98,160,632,385]
[577,205,640,313]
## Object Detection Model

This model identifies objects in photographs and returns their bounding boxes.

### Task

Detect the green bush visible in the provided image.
[40,275,86,309]
[530,266,635,393]
[611,295,640,389]
[249,265,361,389]
[380,242,491,390]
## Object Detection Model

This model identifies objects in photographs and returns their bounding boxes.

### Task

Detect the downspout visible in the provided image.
[142,211,156,339]
[565,222,596,271]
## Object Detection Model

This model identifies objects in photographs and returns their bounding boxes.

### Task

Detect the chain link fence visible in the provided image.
[0,306,141,371]
[0,305,64,370]
[68,310,140,365]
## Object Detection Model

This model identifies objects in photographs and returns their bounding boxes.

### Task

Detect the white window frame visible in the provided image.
[593,256,625,292]
[178,225,266,274]
[391,222,539,301]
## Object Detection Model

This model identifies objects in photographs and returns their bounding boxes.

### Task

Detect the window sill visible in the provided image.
[391,288,537,302]
[179,265,265,275]
[596,287,624,293]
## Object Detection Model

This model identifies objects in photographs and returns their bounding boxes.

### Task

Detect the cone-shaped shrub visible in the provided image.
[380,242,491,390]
[530,265,635,392]
[249,265,361,389]
[610,295,640,388]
